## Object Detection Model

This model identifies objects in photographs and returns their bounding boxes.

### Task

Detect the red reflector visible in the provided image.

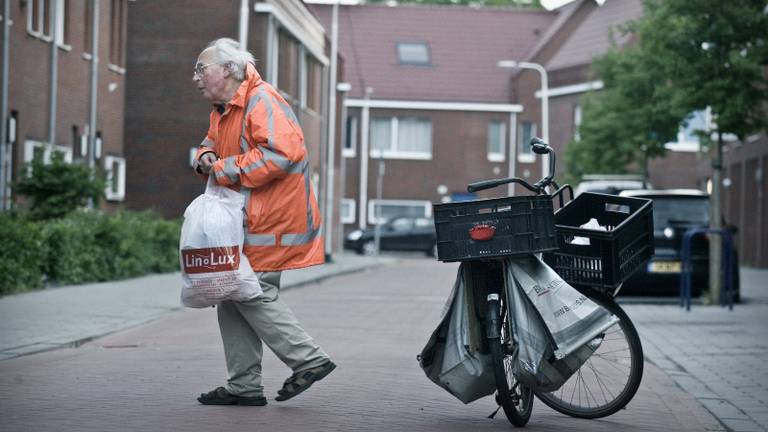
[469,224,496,241]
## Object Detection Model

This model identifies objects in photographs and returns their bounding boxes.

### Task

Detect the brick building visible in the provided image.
[0,0,130,209]
[123,0,336,225]
[311,0,766,267]
[310,4,558,239]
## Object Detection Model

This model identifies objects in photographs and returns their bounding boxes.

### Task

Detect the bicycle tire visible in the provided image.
[488,296,534,427]
[534,292,643,419]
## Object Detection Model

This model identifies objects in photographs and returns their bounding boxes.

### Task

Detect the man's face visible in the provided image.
[193,48,228,104]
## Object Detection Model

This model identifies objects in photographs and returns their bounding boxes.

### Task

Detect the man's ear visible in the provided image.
[221,61,234,78]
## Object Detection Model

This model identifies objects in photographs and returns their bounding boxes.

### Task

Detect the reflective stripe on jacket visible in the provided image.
[195,63,324,271]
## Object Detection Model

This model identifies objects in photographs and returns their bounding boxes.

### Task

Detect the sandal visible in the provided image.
[198,387,268,406]
[275,360,336,402]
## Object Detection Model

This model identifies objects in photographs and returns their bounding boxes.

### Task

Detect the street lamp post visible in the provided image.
[498,60,550,178]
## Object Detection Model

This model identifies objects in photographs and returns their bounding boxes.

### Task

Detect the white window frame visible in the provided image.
[341,198,356,224]
[369,117,432,160]
[343,116,358,158]
[367,199,431,225]
[397,42,431,66]
[23,140,73,165]
[518,121,536,163]
[26,0,69,48]
[104,155,126,201]
[487,120,506,162]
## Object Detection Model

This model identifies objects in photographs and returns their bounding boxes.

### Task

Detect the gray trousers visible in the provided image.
[217,271,329,397]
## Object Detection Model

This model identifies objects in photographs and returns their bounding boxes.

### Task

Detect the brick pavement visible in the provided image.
[621,268,768,432]
[0,259,724,432]
[0,253,394,360]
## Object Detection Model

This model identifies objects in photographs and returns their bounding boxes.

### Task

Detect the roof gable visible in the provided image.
[310,4,558,102]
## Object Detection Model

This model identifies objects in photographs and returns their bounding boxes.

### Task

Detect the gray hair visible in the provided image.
[205,38,255,81]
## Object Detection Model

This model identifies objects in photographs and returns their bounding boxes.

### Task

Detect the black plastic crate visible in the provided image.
[543,192,654,291]
[434,195,557,262]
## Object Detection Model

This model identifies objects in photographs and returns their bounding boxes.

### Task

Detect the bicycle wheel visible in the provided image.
[488,294,534,427]
[534,291,643,419]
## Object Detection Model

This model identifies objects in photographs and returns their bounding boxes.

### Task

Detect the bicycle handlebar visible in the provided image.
[467,137,557,195]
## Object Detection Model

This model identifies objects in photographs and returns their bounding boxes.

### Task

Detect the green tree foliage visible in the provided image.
[14,152,105,220]
[636,0,768,142]
[568,0,768,182]
[566,44,687,183]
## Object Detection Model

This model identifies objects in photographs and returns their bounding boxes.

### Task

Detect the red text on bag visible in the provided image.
[182,246,240,274]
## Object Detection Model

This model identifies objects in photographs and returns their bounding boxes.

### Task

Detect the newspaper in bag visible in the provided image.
[507,255,617,359]
[505,263,604,392]
[179,178,261,308]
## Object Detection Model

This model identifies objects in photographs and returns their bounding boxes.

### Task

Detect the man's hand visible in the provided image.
[196,151,218,174]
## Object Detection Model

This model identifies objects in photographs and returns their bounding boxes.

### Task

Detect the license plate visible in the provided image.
[648,261,681,273]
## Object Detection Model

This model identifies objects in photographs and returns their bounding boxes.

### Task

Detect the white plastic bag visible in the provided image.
[179,178,262,308]
[505,266,603,392]
[418,264,496,404]
[507,255,617,359]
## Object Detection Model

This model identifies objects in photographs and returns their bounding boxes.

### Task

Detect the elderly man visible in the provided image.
[192,38,335,406]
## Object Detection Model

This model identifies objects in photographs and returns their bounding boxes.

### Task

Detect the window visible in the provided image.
[23,140,73,166]
[487,121,505,162]
[84,0,92,54]
[343,116,358,158]
[666,110,710,152]
[573,104,582,142]
[109,0,127,69]
[518,121,536,162]
[397,42,430,66]
[341,199,356,224]
[367,199,431,225]
[306,55,323,113]
[277,29,299,101]
[370,117,432,160]
[104,155,126,201]
[26,0,67,46]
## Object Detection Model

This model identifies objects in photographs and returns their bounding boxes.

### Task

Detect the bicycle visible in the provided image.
[432,138,652,427]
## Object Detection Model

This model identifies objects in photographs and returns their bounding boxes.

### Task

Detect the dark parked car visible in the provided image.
[344,216,437,256]
[619,189,739,300]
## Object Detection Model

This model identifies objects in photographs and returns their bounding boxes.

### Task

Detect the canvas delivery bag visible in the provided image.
[179,177,262,308]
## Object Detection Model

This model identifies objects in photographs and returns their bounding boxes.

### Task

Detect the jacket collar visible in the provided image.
[228,63,263,109]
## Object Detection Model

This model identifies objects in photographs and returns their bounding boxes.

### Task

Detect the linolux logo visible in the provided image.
[182,246,240,274]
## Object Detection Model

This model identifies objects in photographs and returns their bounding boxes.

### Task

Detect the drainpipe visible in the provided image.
[238,0,248,51]
[324,1,339,255]
[48,0,59,154]
[88,0,99,172]
[1,0,10,209]
[508,112,517,196]
[358,87,372,229]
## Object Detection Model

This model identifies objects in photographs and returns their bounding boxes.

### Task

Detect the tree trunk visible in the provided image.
[708,132,723,305]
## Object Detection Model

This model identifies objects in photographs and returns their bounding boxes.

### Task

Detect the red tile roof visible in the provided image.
[545,0,644,71]
[310,4,558,102]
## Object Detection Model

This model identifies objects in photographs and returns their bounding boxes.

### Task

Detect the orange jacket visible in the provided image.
[195,63,324,271]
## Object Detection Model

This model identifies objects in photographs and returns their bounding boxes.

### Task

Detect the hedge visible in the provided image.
[0,210,181,295]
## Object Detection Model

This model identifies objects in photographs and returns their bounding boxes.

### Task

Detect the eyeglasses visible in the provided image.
[193,61,222,77]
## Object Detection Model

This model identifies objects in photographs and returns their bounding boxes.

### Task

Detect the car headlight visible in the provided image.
[346,230,363,241]
[663,227,674,239]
